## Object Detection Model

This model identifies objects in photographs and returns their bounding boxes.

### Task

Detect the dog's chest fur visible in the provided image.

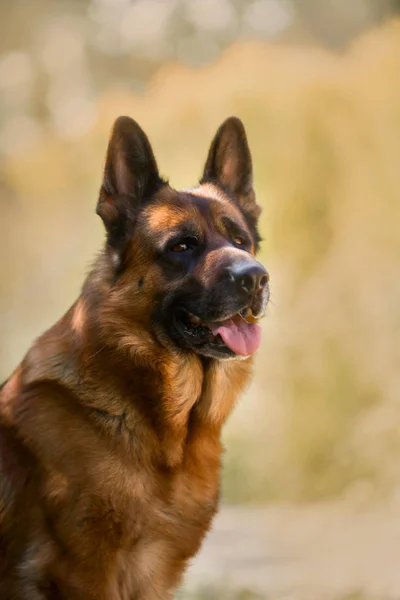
[1,337,250,599]
[47,431,220,598]
[109,440,221,599]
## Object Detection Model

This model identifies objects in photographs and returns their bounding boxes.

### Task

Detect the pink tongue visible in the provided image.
[210,317,262,356]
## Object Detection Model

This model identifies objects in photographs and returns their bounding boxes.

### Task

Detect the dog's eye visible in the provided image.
[170,242,189,253]
[168,237,198,253]
[233,236,245,246]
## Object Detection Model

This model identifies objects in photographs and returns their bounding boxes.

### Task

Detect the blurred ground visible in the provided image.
[179,502,400,599]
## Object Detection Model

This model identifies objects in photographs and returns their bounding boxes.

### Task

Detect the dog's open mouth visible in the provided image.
[180,308,262,356]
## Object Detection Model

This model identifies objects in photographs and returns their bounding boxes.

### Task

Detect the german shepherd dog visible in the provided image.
[0,116,269,599]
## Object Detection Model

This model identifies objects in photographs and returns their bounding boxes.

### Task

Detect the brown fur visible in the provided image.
[0,116,267,599]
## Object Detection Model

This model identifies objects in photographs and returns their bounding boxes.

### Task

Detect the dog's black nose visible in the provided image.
[229,263,269,295]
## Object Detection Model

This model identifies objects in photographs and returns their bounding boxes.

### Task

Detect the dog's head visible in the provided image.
[96,116,269,360]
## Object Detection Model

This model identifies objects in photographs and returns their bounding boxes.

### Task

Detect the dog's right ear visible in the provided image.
[97,116,163,249]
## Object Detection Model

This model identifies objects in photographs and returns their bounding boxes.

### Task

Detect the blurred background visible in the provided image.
[2,1,400,598]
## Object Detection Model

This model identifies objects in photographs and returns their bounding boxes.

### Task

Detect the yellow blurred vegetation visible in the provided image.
[1,21,400,503]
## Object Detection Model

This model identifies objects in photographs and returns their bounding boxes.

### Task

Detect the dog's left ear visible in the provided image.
[201,117,261,221]
[97,116,163,249]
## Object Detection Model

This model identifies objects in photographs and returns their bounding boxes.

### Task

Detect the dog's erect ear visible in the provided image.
[201,117,261,221]
[97,116,162,248]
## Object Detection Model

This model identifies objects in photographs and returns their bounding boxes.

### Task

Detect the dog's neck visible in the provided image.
[81,305,252,466]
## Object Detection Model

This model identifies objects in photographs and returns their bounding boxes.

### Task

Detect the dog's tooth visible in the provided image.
[242,308,257,323]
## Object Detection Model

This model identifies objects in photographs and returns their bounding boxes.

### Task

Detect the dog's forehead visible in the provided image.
[181,183,246,221]
[141,183,248,239]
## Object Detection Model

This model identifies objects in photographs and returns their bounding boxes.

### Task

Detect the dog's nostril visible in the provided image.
[240,274,254,293]
[259,273,269,289]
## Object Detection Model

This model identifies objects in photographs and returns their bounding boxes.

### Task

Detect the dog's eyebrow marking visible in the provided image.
[220,215,252,244]
[146,205,188,232]
[72,299,86,335]
[221,215,246,232]
[145,205,202,248]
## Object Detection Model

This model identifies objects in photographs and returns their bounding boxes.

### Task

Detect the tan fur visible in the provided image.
[71,299,86,335]
[0,365,22,421]
[146,205,187,234]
